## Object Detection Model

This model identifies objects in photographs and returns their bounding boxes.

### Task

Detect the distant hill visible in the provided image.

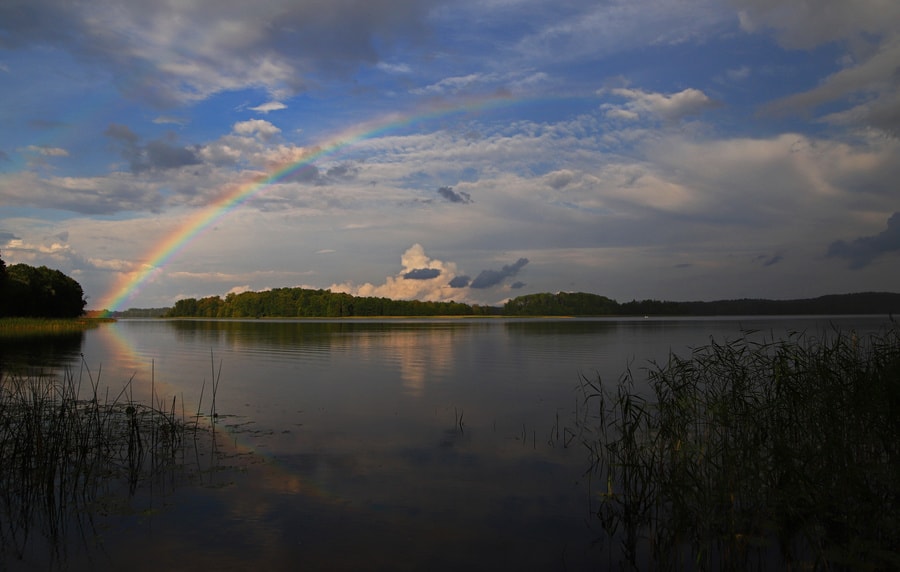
[133,289,900,318]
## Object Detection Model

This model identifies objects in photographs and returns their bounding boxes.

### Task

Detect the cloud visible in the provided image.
[411,73,491,96]
[763,255,783,267]
[755,253,784,267]
[826,212,900,269]
[509,0,730,64]
[0,0,436,106]
[404,268,441,280]
[543,169,576,190]
[153,116,187,126]
[448,275,470,288]
[233,119,281,140]
[250,101,287,113]
[24,145,69,157]
[470,257,529,289]
[376,61,412,74]
[734,0,900,49]
[0,171,165,214]
[601,87,718,121]
[727,66,751,81]
[763,38,900,134]
[104,123,140,144]
[329,244,464,302]
[104,123,200,173]
[733,0,900,135]
[437,186,472,204]
[144,140,201,170]
[328,245,530,303]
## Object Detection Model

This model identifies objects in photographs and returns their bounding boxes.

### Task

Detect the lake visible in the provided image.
[1,315,893,570]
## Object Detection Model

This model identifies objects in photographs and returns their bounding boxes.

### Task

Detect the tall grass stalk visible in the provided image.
[0,359,214,563]
[580,326,900,570]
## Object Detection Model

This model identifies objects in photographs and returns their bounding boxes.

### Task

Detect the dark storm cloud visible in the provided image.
[437,186,472,204]
[827,212,900,269]
[404,268,441,280]
[0,231,20,242]
[449,275,470,288]
[105,123,200,173]
[510,281,526,289]
[470,258,529,289]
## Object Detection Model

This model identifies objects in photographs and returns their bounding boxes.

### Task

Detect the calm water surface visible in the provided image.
[2,315,893,570]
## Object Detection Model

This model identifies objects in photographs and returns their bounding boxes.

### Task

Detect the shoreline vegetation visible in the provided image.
[0,317,114,337]
[99,289,900,319]
[0,358,225,566]
[578,324,899,569]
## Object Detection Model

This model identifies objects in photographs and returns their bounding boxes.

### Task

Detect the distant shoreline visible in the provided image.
[96,290,900,320]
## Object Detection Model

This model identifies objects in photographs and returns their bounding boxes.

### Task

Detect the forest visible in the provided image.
[0,251,87,318]
[161,288,900,318]
[166,287,499,318]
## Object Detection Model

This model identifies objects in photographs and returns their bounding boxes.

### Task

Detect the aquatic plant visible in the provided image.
[0,317,113,338]
[0,358,220,564]
[581,326,900,570]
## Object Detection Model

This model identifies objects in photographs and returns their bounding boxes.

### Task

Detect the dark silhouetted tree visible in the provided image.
[3,263,87,318]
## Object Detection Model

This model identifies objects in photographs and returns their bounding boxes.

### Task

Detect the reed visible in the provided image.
[580,325,900,570]
[0,317,114,337]
[0,358,216,562]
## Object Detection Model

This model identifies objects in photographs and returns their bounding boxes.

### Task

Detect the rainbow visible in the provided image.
[96,94,517,314]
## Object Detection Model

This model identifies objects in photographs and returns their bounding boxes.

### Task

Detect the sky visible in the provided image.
[1,0,899,311]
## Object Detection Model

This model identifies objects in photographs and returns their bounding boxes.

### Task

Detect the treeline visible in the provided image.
[163,288,900,318]
[618,292,900,317]
[502,291,619,315]
[166,287,500,318]
[509,291,900,316]
[0,252,87,318]
[103,307,171,318]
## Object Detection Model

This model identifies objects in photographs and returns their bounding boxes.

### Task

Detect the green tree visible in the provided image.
[3,263,87,318]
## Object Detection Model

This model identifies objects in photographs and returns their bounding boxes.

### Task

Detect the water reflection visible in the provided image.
[3,316,894,570]
[0,331,84,374]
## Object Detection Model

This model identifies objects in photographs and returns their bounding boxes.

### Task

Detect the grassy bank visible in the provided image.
[0,317,114,337]
[580,325,899,570]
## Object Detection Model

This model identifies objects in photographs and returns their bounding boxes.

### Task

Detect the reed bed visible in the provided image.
[0,358,219,563]
[580,325,900,570]
[0,317,113,337]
